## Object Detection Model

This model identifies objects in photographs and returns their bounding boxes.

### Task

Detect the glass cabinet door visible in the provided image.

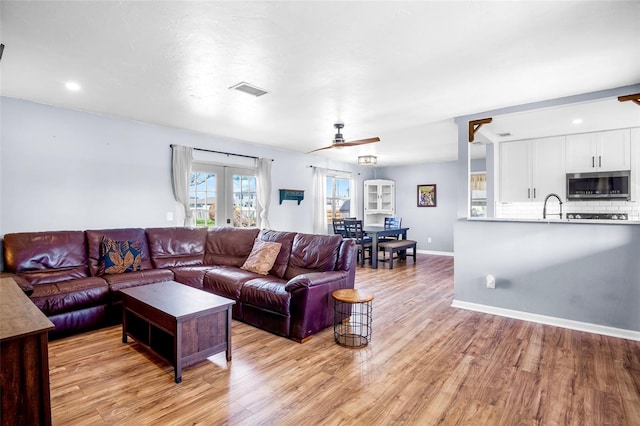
[379,183,394,212]
[365,182,380,211]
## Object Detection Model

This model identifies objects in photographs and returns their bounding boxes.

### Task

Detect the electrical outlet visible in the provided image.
[427,237,432,243]
[167,211,174,221]
[486,274,496,289]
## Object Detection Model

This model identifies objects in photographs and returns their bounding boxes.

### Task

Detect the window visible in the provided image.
[231,174,258,227]
[189,164,258,228]
[326,175,351,221]
[190,171,217,227]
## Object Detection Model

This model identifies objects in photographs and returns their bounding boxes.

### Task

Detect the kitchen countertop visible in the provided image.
[467,217,640,225]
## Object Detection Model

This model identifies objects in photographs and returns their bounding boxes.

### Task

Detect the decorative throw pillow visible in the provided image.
[240,239,282,275]
[98,237,143,275]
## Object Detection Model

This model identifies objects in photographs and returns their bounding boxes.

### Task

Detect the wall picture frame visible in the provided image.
[417,184,437,207]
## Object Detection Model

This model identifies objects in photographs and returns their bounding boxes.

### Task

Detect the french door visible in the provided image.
[190,164,258,228]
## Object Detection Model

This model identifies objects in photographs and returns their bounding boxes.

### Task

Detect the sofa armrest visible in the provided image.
[286,270,353,342]
[284,271,348,292]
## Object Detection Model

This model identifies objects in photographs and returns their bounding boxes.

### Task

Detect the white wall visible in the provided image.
[372,162,457,253]
[0,97,365,235]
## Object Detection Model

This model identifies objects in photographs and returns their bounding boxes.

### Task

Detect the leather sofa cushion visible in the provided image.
[86,228,153,276]
[30,277,109,315]
[285,233,343,279]
[3,231,89,279]
[203,266,261,300]
[171,265,214,289]
[146,227,208,268]
[16,267,89,286]
[240,277,290,316]
[104,269,174,296]
[205,227,260,266]
[258,229,296,278]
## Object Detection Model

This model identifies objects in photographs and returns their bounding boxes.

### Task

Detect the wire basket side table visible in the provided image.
[332,289,374,348]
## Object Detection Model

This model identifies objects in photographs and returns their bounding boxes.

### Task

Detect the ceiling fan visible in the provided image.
[308,123,380,153]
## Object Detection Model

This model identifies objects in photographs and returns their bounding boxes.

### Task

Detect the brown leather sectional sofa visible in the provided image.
[2,227,356,342]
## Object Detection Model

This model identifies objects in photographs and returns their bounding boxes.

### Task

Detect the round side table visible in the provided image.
[332,289,374,348]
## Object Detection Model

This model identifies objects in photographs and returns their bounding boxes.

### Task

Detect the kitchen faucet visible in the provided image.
[543,193,563,219]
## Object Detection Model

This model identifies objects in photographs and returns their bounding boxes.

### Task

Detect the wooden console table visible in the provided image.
[0,276,55,426]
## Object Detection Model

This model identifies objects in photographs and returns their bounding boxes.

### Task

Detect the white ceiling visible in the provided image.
[1,1,639,166]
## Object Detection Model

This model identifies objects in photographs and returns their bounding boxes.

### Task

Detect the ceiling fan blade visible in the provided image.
[307,145,336,154]
[307,136,380,153]
[340,137,381,147]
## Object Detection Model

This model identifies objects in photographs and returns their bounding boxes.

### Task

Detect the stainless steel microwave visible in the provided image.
[566,170,630,200]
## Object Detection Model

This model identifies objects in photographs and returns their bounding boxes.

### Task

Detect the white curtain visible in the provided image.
[171,145,194,226]
[350,174,358,218]
[312,167,328,234]
[256,157,272,229]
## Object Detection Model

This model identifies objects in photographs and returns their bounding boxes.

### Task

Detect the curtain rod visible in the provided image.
[170,144,273,161]
[308,165,359,175]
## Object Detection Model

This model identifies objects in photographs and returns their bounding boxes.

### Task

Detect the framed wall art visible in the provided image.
[417,184,437,207]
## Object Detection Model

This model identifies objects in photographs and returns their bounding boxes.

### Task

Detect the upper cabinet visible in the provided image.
[364,179,395,226]
[499,136,566,202]
[565,129,631,173]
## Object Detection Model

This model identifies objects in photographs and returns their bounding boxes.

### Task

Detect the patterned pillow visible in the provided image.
[241,239,282,275]
[98,237,142,275]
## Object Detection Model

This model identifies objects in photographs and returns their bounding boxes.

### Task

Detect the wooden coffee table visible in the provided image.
[120,281,235,383]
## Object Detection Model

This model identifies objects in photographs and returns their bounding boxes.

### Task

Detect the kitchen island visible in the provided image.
[454,83,640,341]
[467,217,640,225]
[453,218,640,340]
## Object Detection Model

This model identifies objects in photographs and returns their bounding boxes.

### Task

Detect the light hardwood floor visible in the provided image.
[49,254,640,425]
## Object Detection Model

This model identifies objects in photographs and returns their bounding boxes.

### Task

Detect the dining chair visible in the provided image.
[332,218,346,237]
[344,219,372,266]
[379,217,402,242]
[332,217,356,237]
[384,217,402,229]
[379,217,402,261]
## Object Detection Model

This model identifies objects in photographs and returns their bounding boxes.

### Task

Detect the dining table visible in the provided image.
[362,226,410,269]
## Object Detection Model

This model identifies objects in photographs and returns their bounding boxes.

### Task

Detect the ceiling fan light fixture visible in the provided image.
[358,155,377,165]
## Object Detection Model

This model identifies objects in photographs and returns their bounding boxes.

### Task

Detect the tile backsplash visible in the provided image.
[496,200,640,221]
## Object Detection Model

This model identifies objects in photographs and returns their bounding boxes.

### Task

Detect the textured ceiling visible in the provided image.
[1,1,639,165]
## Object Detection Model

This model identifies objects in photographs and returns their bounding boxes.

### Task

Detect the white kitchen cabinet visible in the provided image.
[499,141,530,202]
[364,179,395,226]
[499,136,566,202]
[565,129,631,172]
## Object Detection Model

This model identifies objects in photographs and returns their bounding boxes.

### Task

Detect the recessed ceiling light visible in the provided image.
[572,118,583,125]
[65,81,81,91]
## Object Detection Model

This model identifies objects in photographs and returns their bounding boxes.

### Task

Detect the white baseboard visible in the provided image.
[416,249,454,256]
[451,299,640,342]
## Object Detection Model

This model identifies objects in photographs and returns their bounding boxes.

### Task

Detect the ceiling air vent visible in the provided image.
[497,132,512,137]
[229,81,268,97]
